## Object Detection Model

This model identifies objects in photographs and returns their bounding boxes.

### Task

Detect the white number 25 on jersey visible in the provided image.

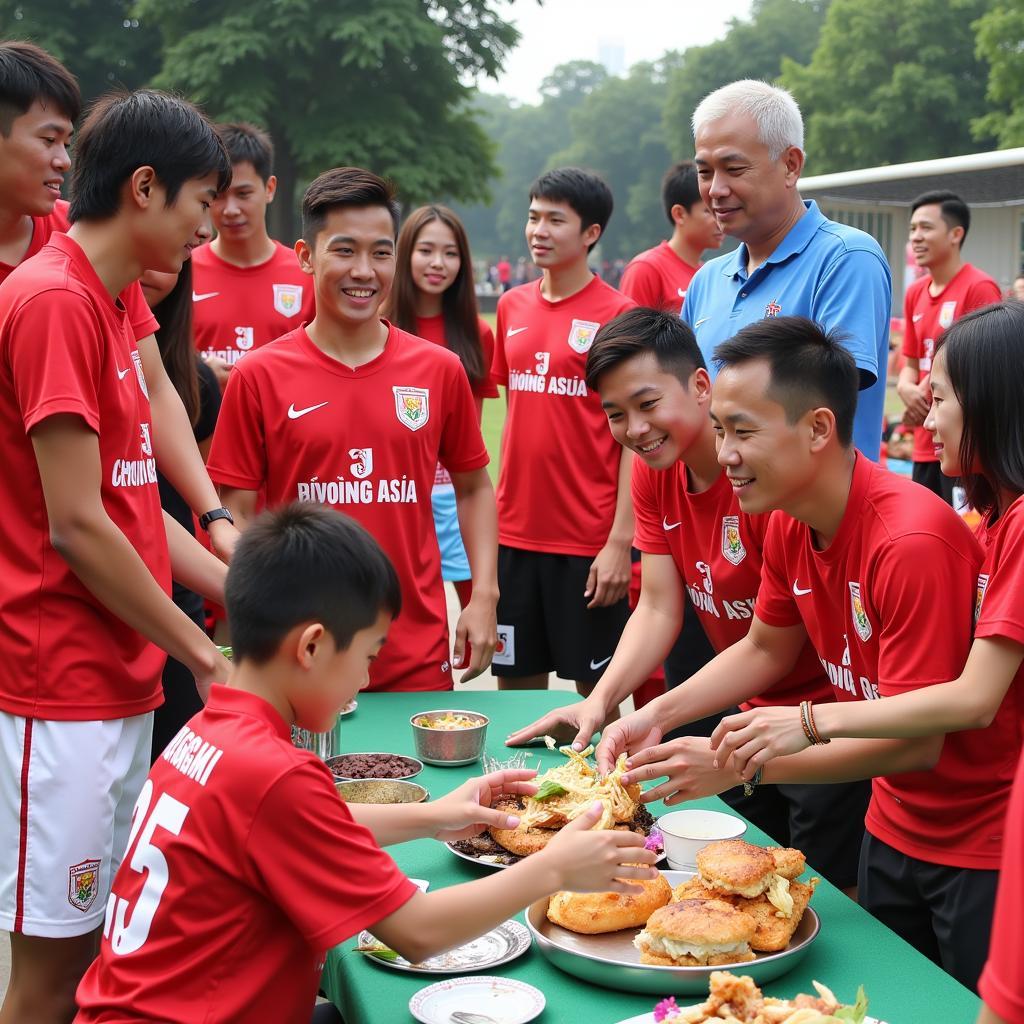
[104,779,190,956]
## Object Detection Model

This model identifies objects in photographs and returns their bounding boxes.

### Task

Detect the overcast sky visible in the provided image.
[479,0,754,105]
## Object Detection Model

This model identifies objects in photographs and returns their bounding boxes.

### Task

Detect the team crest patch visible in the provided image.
[764,300,782,318]
[975,573,990,625]
[131,349,148,399]
[567,318,600,354]
[68,859,101,913]
[721,516,746,565]
[272,283,303,318]
[939,300,957,330]
[849,582,872,642]
[393,386,430,431]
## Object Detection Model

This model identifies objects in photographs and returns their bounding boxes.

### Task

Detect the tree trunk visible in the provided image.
[267,132,300,245]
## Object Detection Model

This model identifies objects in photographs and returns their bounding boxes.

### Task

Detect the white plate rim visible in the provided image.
[613,1015,887,1024]
[408,975,546,1024]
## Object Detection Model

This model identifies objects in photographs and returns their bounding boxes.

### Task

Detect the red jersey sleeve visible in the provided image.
[619,261,660,307]
[976,510,1024,649]
[491,298,509,386]
[7,291,105,434]
[246,763,417,949]
[631,459,670,554]
[871,531,976,694]
[206,369,268,490]
[964,277,1002,313]
[123,280,159,342]
[753,516,803,628]
[901,284,922,360]
[438,361,489,475]
[475,319,500,399]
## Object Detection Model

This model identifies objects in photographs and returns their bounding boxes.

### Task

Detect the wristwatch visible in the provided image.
[198,506,235,532]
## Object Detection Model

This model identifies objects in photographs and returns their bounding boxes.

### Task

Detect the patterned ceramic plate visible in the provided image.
[613,1015,887,1024]
[356,918,531,974]
[409,976,545,1024]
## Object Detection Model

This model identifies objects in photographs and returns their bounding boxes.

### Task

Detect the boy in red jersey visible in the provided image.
[74,504,658,1024]
[508,308,869,892]
[897,190,1000,503]
[192,122,315,388]
[491,167,635,695]
[0,88,233,1023]
[208,167,498,691]
[619,160,723,313]
[0,43,239,566]
[596,316,1009,989]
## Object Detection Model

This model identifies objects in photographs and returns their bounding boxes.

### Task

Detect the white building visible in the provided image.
[800,148,1024,312]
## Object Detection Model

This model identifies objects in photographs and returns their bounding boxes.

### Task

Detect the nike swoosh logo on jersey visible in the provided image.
[663,517,682,531]
[912,314,924,322]
[287,401,329,420]
[694,317,711,328]
[589,656,612,671]
[507,327,528,337]
[192,291,220,302]
[792,580,812,596]
[116,366,131,380]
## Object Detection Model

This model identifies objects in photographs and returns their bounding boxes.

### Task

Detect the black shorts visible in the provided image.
[719,779,871,890]
[859,832,998,991]
[493,546,629,684]
[662,602,721,736]
[912,460,959,506]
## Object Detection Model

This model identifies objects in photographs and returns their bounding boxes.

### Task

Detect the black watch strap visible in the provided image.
[199,507,234,531]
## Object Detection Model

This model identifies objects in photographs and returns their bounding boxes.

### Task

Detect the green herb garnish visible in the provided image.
[217,645,233,660]
[536,780,567,800]
[833,987,868,1023]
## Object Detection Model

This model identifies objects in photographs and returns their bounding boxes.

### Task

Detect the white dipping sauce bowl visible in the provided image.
[657,809,747,869]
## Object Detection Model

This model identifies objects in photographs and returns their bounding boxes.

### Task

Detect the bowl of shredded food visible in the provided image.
[411,710,489,765]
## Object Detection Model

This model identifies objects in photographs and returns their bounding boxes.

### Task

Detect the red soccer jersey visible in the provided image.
[191,241,315,366]
[491,277,635,556]
[979,746,1024,1024]
[901,264,1000,462]
[74,686,417,1024]
[632,460,832,710]
[0,234,170,720]
[415,315,499,401]
[755,454,1018,869]
[207,323,489,692]
[0,200,158,342]
[619,241,698,313]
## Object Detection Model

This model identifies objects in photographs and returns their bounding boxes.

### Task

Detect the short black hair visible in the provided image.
[69,90,231,222]
[586,307,706,390]
[937,299,1024,518]
[712,316,859,447]
[0,41,80,135]
[301,166,400,243]
[661,161,701,224]
[911,189,971,245]
[226,503,401,665]
[217,121,274,182]
[529,167,613,252]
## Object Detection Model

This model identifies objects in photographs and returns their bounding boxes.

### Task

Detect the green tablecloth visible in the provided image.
[321,691,981,1023]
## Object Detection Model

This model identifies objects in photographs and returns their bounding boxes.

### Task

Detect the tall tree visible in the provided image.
[973,1,1024,146]
[783,0,996,172]
[130,0,519,241]
[662,0,829,158]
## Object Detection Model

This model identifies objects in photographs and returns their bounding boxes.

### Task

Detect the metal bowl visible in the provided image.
[325,752,424,781]
[410,710,489,766]
[525,869,820,995]
[335,778,429,804]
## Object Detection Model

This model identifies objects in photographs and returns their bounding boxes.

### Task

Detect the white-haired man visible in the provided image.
[682,79,892,460]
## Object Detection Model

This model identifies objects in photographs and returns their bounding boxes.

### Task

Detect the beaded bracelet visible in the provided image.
[799,700,816,744]
[806,701,831,745]
[742,765,763,797]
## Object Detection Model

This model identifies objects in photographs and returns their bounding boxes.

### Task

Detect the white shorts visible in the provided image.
[0,711,153,937]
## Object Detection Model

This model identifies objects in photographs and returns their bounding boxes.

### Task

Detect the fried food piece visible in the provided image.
[546,871,672,934]
[672,877,726,903]
[767,846,806,880]
[696,840,777,898]
[736,878,819,952]
[634,899,757,967]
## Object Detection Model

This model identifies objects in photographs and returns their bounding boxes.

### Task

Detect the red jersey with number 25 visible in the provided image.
[191,241,315,366]
[755,454,1018,870]
[619,241,698,313]
[902,263,1000,463]
[207,323,489,692]
[0,234,170,720]
[74,686,417,1024]
[492,277,634,556]
[632,461,832,710]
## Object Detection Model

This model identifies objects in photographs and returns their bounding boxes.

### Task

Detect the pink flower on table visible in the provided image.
[653,995,679,1022]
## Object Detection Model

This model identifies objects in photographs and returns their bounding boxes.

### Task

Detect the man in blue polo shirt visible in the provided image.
[683,80,892,460]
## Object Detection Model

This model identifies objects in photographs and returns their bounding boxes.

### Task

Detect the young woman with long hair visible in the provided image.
[386,204,497,609]
[140,261,223,759]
